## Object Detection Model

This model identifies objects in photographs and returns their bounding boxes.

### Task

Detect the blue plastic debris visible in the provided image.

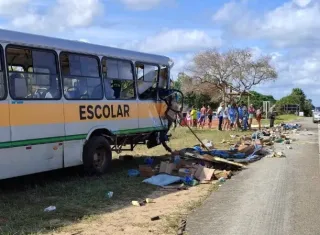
[128,169,140,177]
[144,157,154,166]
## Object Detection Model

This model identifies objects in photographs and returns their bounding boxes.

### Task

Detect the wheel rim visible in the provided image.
[93,147,107,171]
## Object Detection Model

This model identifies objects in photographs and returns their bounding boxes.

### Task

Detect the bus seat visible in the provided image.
[91,85,102,99]
[10,73,28,99]
[65,87,80,99]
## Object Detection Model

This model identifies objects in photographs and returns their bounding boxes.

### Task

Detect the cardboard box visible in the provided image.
[159,162,176,175]
[194,165,215,182]
[139,165,155,177]
[213,169,232,179]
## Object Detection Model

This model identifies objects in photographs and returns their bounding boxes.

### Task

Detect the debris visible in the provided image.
[286,145,292,149]
[213,170,232,179]
[276,151,286,158]
[218,177,226,183]
[44,206,56,212]
[159,162,176,174]
[128,169,139,177]
[139,165,155,177]
[182,176,199,186]
[144,157,154,166]
[146,198,154,203]
[178,168,196,177]
[132,201,144,207]
[177,219,187,235]
[143,174,181,186]
[119,155,133,161]
[194,165,215,182]
[184,152,245,168]
[161,184,188,191]
[173,155,181,164]
[105,191,113,199]
[151,216,160,221]
[201,139,214,149]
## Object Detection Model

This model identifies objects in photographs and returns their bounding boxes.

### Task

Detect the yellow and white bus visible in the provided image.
[0,29,177,179]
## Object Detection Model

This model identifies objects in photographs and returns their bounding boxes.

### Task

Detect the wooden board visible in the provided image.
[184,152,246,168]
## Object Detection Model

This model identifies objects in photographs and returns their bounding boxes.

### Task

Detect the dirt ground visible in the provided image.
[53,183,216,235]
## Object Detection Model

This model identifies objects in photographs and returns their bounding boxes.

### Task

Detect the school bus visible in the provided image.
[0,29,178,179]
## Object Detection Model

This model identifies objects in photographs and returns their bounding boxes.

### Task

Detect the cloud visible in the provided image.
[8,0,104,32]
[124,29,222,53]
[119,0,171,10]
[0,0,29,16]
[213,0,320,48]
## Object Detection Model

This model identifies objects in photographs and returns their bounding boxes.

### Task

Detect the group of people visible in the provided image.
[217,102,262,131]
[185,103,262,131]
[186,105,215,129]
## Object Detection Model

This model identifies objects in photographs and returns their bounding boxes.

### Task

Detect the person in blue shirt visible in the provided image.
[242,104,249,131]
[228,103,237,130]
[238,104,244,128]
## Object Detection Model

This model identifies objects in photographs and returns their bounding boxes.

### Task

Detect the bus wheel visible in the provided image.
[83,136,112,175]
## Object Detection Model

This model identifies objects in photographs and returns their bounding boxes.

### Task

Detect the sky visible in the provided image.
[0,0,319,105]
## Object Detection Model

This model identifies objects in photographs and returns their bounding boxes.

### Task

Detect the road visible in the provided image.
[186,118,320,235]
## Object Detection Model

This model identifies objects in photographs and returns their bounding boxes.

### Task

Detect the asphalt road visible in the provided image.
[186,118,320,235]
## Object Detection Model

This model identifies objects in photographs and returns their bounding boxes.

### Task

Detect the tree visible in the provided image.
[238,90,277,108]
[186,48,278,102]
[276,88,313,116]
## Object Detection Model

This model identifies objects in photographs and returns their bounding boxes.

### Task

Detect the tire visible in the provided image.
[83,136,112,175]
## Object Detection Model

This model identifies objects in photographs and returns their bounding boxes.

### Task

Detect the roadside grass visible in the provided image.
[0,127,247,235]
[261,114,300,126]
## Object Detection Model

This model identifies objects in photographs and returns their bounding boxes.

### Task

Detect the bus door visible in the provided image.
[6,46,64,177]
[0,45,12,179]
[135,63,167,131]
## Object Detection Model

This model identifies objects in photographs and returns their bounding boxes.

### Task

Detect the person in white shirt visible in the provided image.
[217,102,225,131]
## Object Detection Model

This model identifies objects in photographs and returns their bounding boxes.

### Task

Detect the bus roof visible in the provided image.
[0,29,172,66]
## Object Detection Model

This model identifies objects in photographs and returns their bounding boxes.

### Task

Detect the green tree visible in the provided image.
[276,88,313,116]
[239,91,276,108]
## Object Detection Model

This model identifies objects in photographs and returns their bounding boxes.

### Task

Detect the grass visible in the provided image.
[261,114,300,126]
[0,127,248,235]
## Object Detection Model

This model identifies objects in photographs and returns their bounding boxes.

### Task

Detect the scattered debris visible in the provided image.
[105,191,113,199]
[177,219,187,235]
[139,165,155,177]
[143,174,181,187]
[44,206,56,212]
[151,216,160,221]
[128,169,140,177]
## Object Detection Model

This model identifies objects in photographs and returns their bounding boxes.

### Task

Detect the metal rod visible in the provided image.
[177,113,211,152]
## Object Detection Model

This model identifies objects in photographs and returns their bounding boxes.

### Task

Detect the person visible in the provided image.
[238,103,244,127]
[190,107,197,127]
[256,107,262,130]
[223,104,230,130]
[270,110,276,128]
[248,104,255,130]
[242,104,249,131]
[196,109,201,127]
[217,103,225,131]
[228,103,237,130]
[199,104,207,129]
[207,105,213,129]
[186,111,192,126]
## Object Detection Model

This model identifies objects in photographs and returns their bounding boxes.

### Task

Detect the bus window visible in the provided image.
[60,53,102,100]
[135,63,159,100]
[6,46,61,100]
[0,46,6,100]
[102,58,135,100]
[159,66,169,89]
